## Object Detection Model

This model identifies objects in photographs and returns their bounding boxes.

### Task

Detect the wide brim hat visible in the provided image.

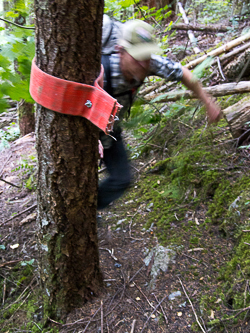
[119,19,160,61]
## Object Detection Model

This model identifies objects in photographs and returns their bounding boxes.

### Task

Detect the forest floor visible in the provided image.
[1,18,250,333]
[0,125,249,333]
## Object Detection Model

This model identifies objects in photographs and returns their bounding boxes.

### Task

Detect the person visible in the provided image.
[97,18,221,210]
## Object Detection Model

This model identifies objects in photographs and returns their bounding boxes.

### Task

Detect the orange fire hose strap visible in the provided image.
[29,59,122,134]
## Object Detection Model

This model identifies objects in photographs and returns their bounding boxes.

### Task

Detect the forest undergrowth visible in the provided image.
[1,2,250,332]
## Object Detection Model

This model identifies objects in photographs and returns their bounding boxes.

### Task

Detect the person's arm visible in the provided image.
[181,67,221,124]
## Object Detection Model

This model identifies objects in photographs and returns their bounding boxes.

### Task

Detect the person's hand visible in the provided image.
[98,140,104,159]
[205,99,222,124]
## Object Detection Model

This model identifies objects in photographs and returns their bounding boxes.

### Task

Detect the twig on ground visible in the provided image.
[101,300,104,333]
[244,242,250,246]
[216,57,226,81]
[0,177,20,188]
[178,120,193,129]
[61,310,97,328]
[130,319,136,333]
[138,158,156,173]
[0,260,22,268]
[129,212,138,238]
[98,167,107,174]
[32,321,42,331]
[140,294,168,333]
[48,318,63,325]
[0,204,37,226]
[0,152,12,177]
[134,282,161,315]
[242,230,250,232]
[187,248,204,252]
[178,276,207,333]
[147,143,163,149]
[244,280,249,307]
[234,305,250,318]
[99,248,118,261]
[183,253,208,267]
[153,293,168,324]
[2,278,6,305]
[8,291,32,323]
[81,306,101,332]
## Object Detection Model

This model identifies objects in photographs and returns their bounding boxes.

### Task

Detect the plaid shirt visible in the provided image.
[101,53,183,147]
[105,53,183,121]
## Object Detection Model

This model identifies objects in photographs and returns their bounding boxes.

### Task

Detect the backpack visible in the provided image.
[102,14,122,56]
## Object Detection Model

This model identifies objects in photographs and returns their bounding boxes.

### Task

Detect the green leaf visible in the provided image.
[192,56,214,79]
[138,127,148,133]
[8,81,33,103]
[21,259,34,266]
[0,54,11,68]
[0,245,5,250]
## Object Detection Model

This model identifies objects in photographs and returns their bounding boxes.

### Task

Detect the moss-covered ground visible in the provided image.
[117,95,250,332]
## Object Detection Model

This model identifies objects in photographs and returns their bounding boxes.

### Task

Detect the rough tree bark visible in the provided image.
[34,0,103,320]
[14,0,35,136]
[17,100,35,136]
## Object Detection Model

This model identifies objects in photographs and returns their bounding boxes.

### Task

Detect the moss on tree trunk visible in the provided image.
[34,0,104,320]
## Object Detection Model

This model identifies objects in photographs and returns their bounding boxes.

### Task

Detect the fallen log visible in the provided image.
[142,81,250,103]
[177,2,201,54]
[185,32,250,69]
[219,41,250,62]
[141,42,250,98]
[224,48,250,79]
[170,23,230,33]
[223,96,250,138]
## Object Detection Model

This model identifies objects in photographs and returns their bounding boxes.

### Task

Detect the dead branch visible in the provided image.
[177,2,201,54]
[101,300,104,333]
[0,178,20,188]
[0,204,37,226]
[0,152,12,178]
[140,294,168,333]
[185,32,250,69]
[130,319,136,333]
[143,81,250,103]
[0,260,22,268]
[178,277,207,333]
[134,282,161,315]
[219,42,250,62]
[153,293,168,324]
[170,23,230,32]
[99,247,118,261]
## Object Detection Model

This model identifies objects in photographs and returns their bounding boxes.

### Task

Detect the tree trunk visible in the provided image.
[18,100,35,136]
[34,0,104,320]
[14,0,35,136]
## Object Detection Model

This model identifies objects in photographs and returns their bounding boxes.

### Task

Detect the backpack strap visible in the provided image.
[101,54,113,96]
[102,18,114,49]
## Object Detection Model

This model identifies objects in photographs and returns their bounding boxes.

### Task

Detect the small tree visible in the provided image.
[34,0,104,319]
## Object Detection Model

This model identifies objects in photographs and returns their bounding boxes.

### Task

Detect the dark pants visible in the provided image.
[97,131,131,210]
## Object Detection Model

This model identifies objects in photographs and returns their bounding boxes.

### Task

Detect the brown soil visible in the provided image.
[0,132,248,333]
